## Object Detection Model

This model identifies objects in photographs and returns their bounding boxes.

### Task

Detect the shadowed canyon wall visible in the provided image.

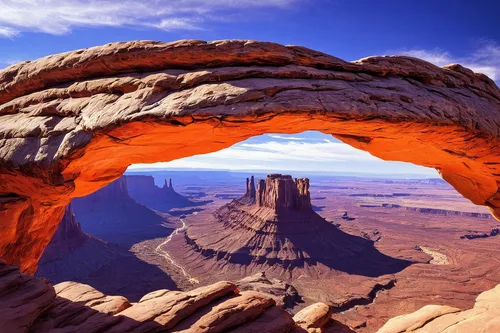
[0,40,499,273]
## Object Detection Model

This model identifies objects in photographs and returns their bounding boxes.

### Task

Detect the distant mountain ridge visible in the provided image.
[127,175,208,213]
[72,176,173,246]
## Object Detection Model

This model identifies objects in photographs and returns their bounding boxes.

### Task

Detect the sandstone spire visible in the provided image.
[48,203,86,245]
[246,176,257,198]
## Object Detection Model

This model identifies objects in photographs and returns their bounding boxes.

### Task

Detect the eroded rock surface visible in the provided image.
[377,284,500,332]
[293,302,332,332]
[0,40,499,273]
[36,202,178,302]
[0,260,55,333]
[237,272,301,309]
[256,174,312,212]
[0,262,334,333]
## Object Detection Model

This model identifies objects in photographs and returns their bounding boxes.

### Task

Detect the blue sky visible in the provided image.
[1,0,498,176]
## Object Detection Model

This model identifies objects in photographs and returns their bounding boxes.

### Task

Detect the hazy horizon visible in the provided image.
[127,131,440,178]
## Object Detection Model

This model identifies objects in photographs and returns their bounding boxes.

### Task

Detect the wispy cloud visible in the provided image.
[268,135,317,141]
[0,26,18,38]
[0,0,299,38]
[128,133,437,176]
[236,140,378,163]
[396,41,500,81]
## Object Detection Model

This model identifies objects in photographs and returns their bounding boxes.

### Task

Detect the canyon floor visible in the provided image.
[130,175,500,333]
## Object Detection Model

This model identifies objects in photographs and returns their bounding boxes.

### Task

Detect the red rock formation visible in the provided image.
[256,174,312,213]
[167,175,409,314]
[0,261,334,333]
[36,201,178,301]
[241,176,257,204]
[0,40,499,275]
[45,203,86,248]
[7,256,500,332]
[237,272,301,309]
[0,260,55,333]
[71,175,171,245]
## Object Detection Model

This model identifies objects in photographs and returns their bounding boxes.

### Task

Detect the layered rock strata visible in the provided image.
[237,272,301,309]
[167,175,410,312]
[43,203,87,250]
[0,260,55,333]
[256,174,312,213]
[36,203,178,301]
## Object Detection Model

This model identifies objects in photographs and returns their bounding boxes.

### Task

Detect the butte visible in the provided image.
[167,174,412,308]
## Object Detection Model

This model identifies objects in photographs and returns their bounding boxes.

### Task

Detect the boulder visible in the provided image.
[377,285,500,332]
[293,302,332,332]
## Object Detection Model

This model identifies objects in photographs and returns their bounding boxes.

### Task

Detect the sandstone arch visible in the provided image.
[0,40,499,273]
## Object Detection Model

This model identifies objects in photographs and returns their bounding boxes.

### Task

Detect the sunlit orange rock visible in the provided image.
[0,40,499,273]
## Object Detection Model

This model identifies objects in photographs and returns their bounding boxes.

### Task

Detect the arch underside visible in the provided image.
[0,40,499,273]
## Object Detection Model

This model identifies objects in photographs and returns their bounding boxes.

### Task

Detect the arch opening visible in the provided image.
[33,131,500,332]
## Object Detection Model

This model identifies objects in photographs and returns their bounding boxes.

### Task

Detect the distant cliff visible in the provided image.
[126,175,203,212]
[37,204,116,283]
[36,203,178,301]
[39,203,88,261]
[381,204,492,219]
[72,176,172,245]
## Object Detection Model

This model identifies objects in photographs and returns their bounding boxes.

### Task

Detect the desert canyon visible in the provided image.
[0,40,500,333]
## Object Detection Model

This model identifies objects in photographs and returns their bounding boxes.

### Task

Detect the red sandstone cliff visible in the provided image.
[72,176,172,245]
[46,203,87,247]
[37,200,178,301]
[256,174,312,213]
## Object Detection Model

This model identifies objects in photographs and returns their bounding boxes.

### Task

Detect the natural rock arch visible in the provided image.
[0,40,499,273]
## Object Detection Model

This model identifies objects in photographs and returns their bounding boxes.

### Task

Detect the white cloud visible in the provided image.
[0,0,299,37]
[237,140,378,162]
[128,133,438,176]
[397,42,500,81]
[0,26,18,38]
[269,135,314,141]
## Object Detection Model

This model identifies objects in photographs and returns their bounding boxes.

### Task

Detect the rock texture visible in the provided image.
[1,262,333,333]
[0,260,55,333]
[0,39,499,274]
[377,284,500,332]
[256,174,312,213]
[293,302,332,332]
[127,175,202,213]
[237,272,301,309]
